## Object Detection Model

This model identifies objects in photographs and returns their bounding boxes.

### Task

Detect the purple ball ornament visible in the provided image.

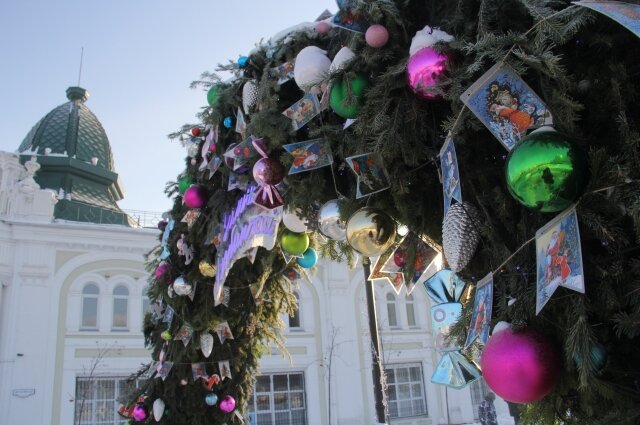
[157,220,168,231]
[253,157,285,187]
[481,325,560,403]
[154,262,171,280]
[132,404,148,421]
[365,24,389,48]
[218,395,236,413]
[183,185,207,209]
[407,47,449,100]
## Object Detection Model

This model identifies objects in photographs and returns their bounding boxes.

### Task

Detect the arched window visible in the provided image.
[386,293,398,328]
[141,285,150,316]
[406,294,417,327]
[81,284,99,330]
[112,285,129,330]
[289,292,301,329]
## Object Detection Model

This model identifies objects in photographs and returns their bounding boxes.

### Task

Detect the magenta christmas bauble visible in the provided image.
[132,404,148,421]
[154,262,171,280]
[183,185,207,209]
[218,395,236,413]
[406,46,448,100]
[481,327,560,403]
[253,158,285,187]
[365,24,389,48]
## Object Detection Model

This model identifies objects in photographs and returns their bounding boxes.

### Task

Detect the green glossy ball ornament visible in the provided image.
[329,75,369,119]
[207,86,219,106]
[161,330,172,341]
[280,230,310,256]
[178,178,192,195]
[505,127,588,213]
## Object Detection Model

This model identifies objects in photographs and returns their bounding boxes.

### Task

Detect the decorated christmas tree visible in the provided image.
[123,1,640,424]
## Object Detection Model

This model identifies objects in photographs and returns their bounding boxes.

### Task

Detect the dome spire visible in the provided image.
[66,86,88,102]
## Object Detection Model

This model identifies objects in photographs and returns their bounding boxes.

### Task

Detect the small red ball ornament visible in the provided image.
[365,24,389,48]
[191,127,201,137]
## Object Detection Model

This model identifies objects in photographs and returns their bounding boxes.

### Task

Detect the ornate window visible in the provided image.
[247,372,307,424]
[385,363,428,418]
[112,285,129,330]
[406,293,417,327]
[288,292,301,329]
[81,283,99,330]
[75,376,145,425]
[386,292,399,328]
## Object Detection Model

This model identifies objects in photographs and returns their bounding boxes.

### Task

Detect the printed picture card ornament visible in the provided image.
[157,361,173,381]
[242,80,259,115]
[442,202,481,272]
[219,360,232,380]
[318,199,347,240]
[235,109,246,136]
[152,399,165,422]
[573,1,640,39]
[187,281,197,302]
[200,333,214,358]
[297,247,318,268]
[432,302,463,352]
[345,152,391,198]
[198,261,216,277]
[431,351,481,389]
[249,282,265,305]
[381,233,442,290]
[228,172,250,192]
[205,393,219,406]
[329,46,355,73]
[270,61,295,85]
[506,127,589,212]
[481,324,560,403]
[407,26,453,100]
[283,93,322,131]
[365,24,389,48]
[346,207,396,256]
[461,61,553,150]
[207,86,219,106]
[573,341,607,372]
[172,276,193,296]
[192,362,208,381]
[369,257,405,294]
[181,209,200,229]
[133,404,148,421]
[282,266,302,284]
[223,137,259,172]
[215,321,235,344]
[218,395,236,413]
[282,208,309,233]
[330,74,369,119]
[284,138,333,175]
[162,305,174,325]
[294,46,331,91]
[174,323,194,347]
[440,135,463,215]
[184,185,207,209]
[424,269,467,304]
[465,272,494,347]
[535,206,585,314]
[280,229,310,256]
[333,0,366,32]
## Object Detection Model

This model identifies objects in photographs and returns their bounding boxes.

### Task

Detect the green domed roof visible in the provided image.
[19,87,114,171]
[18,87,130,226]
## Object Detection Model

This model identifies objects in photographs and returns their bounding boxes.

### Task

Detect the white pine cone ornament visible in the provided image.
[242,80,259,115]
[442,202,481,272]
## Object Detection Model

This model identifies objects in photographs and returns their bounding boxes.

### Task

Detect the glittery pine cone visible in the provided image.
[442,202,481,272]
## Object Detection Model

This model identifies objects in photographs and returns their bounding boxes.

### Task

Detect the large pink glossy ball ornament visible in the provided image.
[365,24,389,48]
[154,262,171,280]
[218,395,236,413]
[406,47,449,100]
[253,158,285,187]
[132,404,148,421]
[183,185,207,209]
[481,326,560,403]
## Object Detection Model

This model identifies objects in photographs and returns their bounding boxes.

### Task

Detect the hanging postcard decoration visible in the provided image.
[159,218,175,260]
[219,360,232,380]
[369,256,405,294]
[465,272,494,347]
[282,93,321,131]
[181,210,201,229]
[215,321,235,344]
[156,361,173,381]
[192,363,208,381]
[235,109,246,137]
[380,233,442,293]
[333,0,367,32]
[228,172,250,192]
[345,152,391,198]
[174,324,194,347]
[461,62,553,150]
[283,138,333,175]
[536,206,585,315]
[573,1,640,39]
[199,125,219,173]
[270,61,295,84]
[440,136,463,215]
[162,305,174,326]
[223,137,259,172]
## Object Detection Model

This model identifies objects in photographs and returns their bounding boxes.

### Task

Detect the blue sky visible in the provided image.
[0,0,335,213]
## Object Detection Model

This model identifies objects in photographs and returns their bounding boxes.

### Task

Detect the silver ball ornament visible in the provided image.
[173,276,193,296]
[318,199,347,241]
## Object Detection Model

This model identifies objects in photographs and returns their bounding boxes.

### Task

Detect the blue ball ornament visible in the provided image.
[237,56,249,68]
[573,341,607,371]
[223,116,233,129]
[205,393,219,406]
[296,248,318,269]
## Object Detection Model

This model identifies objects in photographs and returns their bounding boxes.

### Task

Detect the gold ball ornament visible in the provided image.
[198,261,217,277]
[346,207,396,256]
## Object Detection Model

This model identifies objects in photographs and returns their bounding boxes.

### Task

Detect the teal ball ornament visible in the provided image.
[329,75,369,119]
[296,248,318,269]
[505,127,588,213]
[205,393,218,406]
[280,230,310,256]
[573,342,607,372]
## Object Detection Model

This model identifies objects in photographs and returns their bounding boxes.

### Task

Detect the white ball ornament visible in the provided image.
[282,208,309,233]
[294,46,331,90]
[329,47,355,73]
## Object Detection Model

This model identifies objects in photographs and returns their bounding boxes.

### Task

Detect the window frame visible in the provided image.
[80,283,100,331]
[405,293,417,328]
[386,292,399,329]
[111,284,129,331]
[385,362,429,419]
[246,371,307,425]
[74,376,146,425]
[288,291,302,330]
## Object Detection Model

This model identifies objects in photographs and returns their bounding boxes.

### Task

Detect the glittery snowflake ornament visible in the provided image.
[442,202,481,272]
